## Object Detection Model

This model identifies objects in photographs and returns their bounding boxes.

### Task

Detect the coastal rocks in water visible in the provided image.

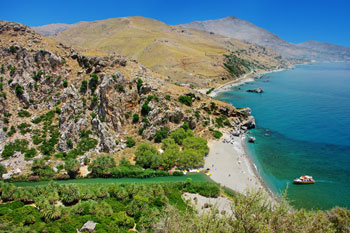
[242,116,256,129]
[247,88,264,93]
[248,136,256,143]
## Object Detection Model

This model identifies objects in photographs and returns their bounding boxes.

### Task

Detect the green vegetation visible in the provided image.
[62,80,68,88]
[15,84,23,96]
[212,130,223,139]
[17,110,31,117]
[7,126,16,137]
[165,94,171,100]
[0,164,7,177]
[89,73,99,93]
[224,53,251,77]
[17,123,31,135]
[136,78,143,93]
[24,148,37,160]
[126,137,136,148]
[154,127,169,143]
[206,88,215,94]
[0,179,220,232]
[64,159,81,179]
[135,128,208,170]
[132,113,139,123]
[178,95,192,106]
[1,179,347,232]
[1,139,29,159]
[80,80,88,92]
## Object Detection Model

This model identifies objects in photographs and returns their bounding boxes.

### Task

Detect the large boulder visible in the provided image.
[80,221,97,233]
[247,88,264,93]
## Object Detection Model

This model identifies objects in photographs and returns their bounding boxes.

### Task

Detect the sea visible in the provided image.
[215,62,350,210]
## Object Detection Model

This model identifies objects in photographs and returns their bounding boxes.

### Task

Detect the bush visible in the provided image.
[89,73,98,93]
[135,143,159,169]
[88,155,116,177]
[206,88,215,94]
[132,114,139,123]
[63,80,68,88]
[165,94,171,100]
[213,130,223,139]
[172,171,184,176]
[141,102,151,116]
[178,95,192,106]
[154,127,169,143]
[24,148,37,160]
[18,110,31,117]
[80,80,87,92]
[126,137,136,148]
[15,84,23,96]
[64,159,80,179]
[0,163,7,177]
[136,78,143,92]
[184,182,220,198]
[1,139,29,159]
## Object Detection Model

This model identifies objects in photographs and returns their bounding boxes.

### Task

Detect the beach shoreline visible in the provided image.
[200,68,288,98]
[206,131,277,201]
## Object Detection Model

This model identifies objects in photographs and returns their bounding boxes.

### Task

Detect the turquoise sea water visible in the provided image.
[216,62,350,210]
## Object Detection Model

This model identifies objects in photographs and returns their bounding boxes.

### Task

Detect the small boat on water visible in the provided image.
[293,175,315,184]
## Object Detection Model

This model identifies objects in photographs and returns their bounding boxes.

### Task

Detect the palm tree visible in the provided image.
[1,183,16,201]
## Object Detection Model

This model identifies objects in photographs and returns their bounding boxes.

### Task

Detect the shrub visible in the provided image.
[154,127,169,143]
[24,148,37,160]
[0,163,7,177]
[136,78,143,92]
[18,110,31,117]
[15,84,23,96]
[206,88,215,94]
[64,159,80,179]
[90,112,97,118]
[80,80,87,92]
[213,130,223,139]
[7,126,16,136]
[63,80,68,88]
[135,143,160,169]
[3,117,9,124]
[141,102,151,116]
[132,114,139,123]
[115,84,124,92]
[89,73,98,93]
[165,94,171,100]
[1,139,28,159]
[126,137,136,148]
[89,155,116,177]
[178,95,192,106]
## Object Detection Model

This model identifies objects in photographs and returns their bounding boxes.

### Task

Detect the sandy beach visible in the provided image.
[199,68,288,98]
[206,132,273,198]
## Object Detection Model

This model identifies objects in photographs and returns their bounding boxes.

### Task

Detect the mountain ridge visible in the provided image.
[179,16,350,62]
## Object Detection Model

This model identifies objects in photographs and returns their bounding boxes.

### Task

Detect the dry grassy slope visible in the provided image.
[54,16,288,88]
[0,21,254,177]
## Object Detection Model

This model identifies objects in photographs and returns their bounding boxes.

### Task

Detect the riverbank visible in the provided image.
[206,132,275,200]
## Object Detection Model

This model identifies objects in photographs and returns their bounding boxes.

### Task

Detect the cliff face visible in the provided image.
[0,21,254,178]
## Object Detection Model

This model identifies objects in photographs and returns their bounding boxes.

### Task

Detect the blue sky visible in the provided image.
[1,0,350,46]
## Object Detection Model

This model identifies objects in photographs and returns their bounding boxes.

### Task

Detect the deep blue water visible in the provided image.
[216,62,350,210]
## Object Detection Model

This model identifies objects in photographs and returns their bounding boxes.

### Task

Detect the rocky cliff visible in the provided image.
[0,21,255,179]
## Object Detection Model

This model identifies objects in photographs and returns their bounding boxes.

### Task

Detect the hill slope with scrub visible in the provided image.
[0,21,255,179]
